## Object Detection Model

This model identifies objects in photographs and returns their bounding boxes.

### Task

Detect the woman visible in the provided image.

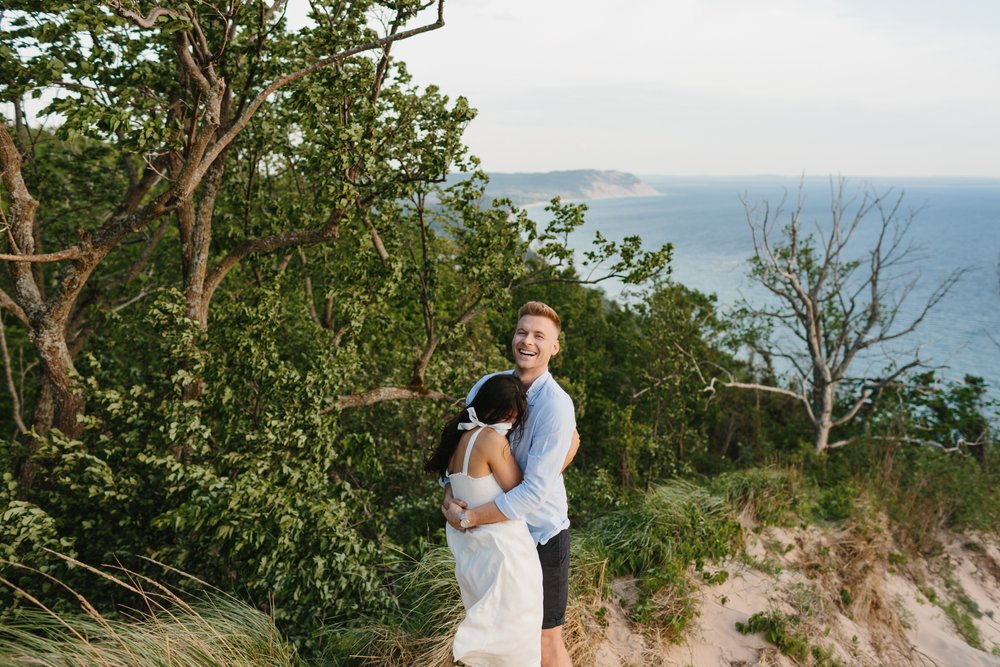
[426,374,543,667]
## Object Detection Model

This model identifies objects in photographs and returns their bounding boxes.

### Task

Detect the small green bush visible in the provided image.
[943,601,984,650]
[736,609,843,666]
[713,467,804,525]
[587,480,742,578]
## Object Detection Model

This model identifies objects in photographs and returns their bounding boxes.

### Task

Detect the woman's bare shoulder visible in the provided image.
[476,428,513,457]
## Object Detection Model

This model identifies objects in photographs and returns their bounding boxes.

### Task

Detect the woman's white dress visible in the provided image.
[446,426,543,667]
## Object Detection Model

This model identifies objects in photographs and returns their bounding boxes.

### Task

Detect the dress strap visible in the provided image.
[462,428,485,475]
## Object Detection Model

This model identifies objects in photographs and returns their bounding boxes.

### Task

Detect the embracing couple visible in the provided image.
[427,301,578,667]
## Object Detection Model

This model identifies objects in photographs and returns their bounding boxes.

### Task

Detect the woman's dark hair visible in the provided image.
[426,374,527,477]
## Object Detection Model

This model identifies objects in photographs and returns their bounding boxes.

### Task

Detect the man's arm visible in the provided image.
[493,395,575,522]
[443,428,578,530]
[563,429,580,472]
[444,497,505,529]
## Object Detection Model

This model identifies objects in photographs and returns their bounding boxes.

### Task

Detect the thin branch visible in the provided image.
[831,358,923,427]
[105,0,185,29]
[830,434,975,452]
[716,379,807,403]
[263,0,288,26]
[330,385,456,412]
[0,288,29,327]
[123,217,171,284]
[0,248,84,263]
[201,213,342,310]
[0,315,27,433]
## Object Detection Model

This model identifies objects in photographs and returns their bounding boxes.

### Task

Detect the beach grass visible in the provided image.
[0,552,297,667]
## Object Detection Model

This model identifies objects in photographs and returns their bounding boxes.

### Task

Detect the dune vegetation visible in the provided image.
[2,2,998,666]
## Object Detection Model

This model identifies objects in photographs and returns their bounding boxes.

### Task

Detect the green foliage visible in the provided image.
[842,439,1000,550]
[713,467,806,525]
[9,290,394,648]
[942,601,984,650]
[587,480,742,580]
[813,480,858,522]
[736,609,844,666]
[736,610,810,661]
[0,473,74,589]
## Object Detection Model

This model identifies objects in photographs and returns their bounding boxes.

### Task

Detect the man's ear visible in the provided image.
[551,338,560,357]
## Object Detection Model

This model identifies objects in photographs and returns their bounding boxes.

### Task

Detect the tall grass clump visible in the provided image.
[579,480,742,637]
[0,554,297,667]
[316,545,461,667]
[840,435,1000,551]
[712,467,806,525]
[587,480,742,577]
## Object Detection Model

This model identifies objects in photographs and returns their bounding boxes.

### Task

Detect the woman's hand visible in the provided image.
[441,484,468,530]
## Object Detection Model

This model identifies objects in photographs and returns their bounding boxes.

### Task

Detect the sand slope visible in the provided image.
[578,523,1000,666]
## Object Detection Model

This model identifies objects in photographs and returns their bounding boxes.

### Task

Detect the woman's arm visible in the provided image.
[481,430,523,492]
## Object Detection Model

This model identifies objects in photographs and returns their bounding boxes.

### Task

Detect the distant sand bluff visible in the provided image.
[453,169,659,206]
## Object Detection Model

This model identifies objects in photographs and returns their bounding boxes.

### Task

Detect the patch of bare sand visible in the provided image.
[581,525,1000,666]
[590,580,651,667]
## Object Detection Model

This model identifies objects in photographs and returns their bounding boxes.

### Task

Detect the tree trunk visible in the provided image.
[814,420,832,455]
[18,325,84,494]
[813,381,836,454]
[31,323,85,438]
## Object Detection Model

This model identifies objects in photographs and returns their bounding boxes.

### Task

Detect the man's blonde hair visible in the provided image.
[517,301,562,333]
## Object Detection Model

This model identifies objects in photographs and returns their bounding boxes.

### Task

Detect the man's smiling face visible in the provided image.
[511,314,560,377]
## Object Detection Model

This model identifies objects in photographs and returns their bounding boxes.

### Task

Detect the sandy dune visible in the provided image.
[577,524,1000,666]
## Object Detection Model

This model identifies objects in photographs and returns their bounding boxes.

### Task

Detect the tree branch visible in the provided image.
[0,288,29,327]
[201,213,342,310]
[105,0,185,29]
[191,0,446,188]
[0,121,44,318]
[0,315,27,434]
[330,385,456,411]
[0,248,84,262]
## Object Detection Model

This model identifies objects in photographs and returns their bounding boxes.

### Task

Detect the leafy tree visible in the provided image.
[1,0,448,452]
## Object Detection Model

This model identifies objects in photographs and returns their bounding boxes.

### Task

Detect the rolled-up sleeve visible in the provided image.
[495,393,575,521]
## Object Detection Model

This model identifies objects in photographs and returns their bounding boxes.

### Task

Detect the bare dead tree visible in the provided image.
[713,178,964,454]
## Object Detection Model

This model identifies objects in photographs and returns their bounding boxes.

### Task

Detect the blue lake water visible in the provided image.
[529,176,1000,395]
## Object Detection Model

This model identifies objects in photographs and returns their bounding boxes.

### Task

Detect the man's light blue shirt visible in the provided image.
[466,369,576,545]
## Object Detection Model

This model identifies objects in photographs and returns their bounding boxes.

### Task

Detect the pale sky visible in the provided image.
[303,0,1000,177]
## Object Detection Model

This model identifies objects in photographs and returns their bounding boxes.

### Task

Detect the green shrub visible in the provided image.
[713,467,805,525]
[943,601,984,650]
[736,609,843,666]
[813,480,857,522]
[587,480,742,578]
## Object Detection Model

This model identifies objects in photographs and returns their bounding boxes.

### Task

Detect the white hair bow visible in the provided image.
[457,406,512,436]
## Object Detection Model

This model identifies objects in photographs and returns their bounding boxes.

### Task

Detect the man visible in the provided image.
[443,301,577,667]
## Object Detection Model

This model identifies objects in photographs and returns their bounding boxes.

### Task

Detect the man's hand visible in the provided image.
[441,484,468,530]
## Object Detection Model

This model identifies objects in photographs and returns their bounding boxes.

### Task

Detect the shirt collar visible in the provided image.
[523,370,552,405]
